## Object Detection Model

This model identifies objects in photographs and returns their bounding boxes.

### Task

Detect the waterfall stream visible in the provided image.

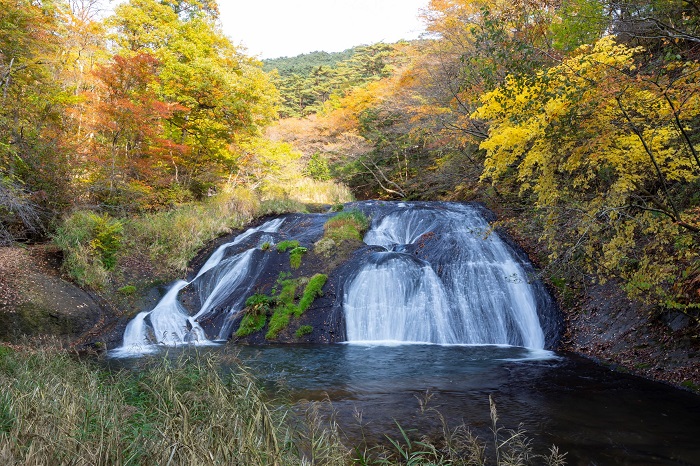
[111,202,555,356]
[344,203,545,347]
[110,218,285,357]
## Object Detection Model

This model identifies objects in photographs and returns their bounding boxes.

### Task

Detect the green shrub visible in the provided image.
[277,279,297,304]
[237,293,276,337]
[266,306,294,340]
[277,240,300,253]
[239,275,326,340]
[295,325,313,338]
[265,279,297,340]
[289,246,307,269]
[327,223,362,242]
[245,292,276,310]
[53,211,124,288]
[327,209,369,229]
[304,152,332,181]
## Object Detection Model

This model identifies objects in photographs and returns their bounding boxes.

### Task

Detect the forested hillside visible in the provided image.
[263,50,356,74]
[264,43,413,117]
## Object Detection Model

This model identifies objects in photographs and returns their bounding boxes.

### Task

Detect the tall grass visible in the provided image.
[0,345,345,465]
[126,186,260,275]
[54,179,354,288]
[0,345,566,466]
[284,178,353,205]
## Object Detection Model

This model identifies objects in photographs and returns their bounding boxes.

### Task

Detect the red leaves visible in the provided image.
[89,53,188,187]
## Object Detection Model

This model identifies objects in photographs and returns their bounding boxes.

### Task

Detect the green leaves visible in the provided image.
[266,43,403,118]
[106,0,277,197]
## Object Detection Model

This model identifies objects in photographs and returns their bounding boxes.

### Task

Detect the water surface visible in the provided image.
[230,344,700,466]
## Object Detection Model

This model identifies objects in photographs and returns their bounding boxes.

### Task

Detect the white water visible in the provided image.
[111,218,284,357]
[112,202,550,357]
[344,204,545,348]
[196,218,284,279]
[343,253,455,343]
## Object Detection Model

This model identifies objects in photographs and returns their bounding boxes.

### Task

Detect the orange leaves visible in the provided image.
[87,53,187,188]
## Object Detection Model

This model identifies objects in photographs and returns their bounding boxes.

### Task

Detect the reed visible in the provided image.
[0,345,345,466]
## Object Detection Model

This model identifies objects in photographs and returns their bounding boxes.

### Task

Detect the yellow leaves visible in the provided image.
[480,123,533,178]
[473,35,700,306]
[476,35,700,212]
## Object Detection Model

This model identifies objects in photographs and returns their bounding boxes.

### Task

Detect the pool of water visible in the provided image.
[111,344,700,465]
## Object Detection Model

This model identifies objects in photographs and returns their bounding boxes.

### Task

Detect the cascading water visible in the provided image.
[343,202,546,348]
[111,201,557,357]
[110,218,285,357]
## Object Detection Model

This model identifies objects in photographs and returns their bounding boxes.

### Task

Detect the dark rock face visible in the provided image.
[0,246,107,344]
[117,201,562,351]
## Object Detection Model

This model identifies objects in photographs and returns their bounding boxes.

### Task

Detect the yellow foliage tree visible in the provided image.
[475,36,700,312]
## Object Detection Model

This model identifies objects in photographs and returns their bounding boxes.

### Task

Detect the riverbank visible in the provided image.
[496,215,700,393]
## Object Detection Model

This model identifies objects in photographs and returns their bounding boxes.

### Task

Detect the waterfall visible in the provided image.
[343,203,546,348]
[111,202,555,357]
[110,218,285,357]
[343,252,455,343]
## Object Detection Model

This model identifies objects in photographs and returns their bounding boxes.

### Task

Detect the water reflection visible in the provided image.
[108,344,700,465]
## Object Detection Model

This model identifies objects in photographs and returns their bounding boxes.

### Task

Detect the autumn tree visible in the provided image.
[474,36,700,314]
[0,0,78,242]
[418,0,563,145]
[84,53,188,210]
[105,0,278,201]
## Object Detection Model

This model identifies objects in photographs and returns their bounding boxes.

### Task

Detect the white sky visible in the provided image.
[218,0,430,59]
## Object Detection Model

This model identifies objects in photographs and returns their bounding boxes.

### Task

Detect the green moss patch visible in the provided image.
[236,274,328,341]
[295,325,313,338]
[276,240,300,253]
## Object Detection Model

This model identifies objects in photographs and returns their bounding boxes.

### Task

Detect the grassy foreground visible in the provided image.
[0,345,567,466]
[0,345,348,466]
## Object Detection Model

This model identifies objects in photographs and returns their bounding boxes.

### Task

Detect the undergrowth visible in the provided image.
[53,211,123,289]
[52,180,352,291]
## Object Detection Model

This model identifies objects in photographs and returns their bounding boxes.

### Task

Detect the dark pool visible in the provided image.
[111,344,700,465]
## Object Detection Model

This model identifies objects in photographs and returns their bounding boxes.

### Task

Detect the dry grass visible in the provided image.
[55,179,353,286]
[127,187,260,275]
[285,178,353,205]
[0,345,347,466]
